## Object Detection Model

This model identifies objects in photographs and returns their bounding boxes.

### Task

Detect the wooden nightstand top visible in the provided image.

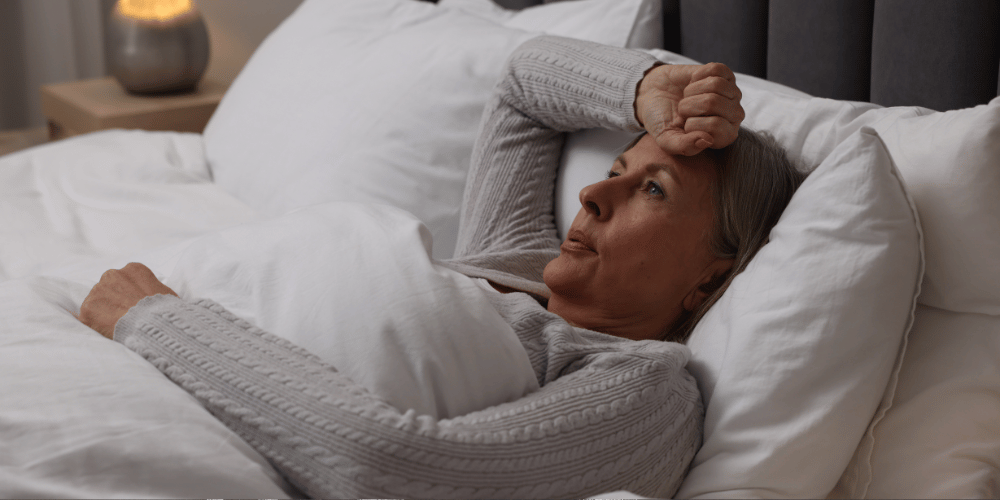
[0,127,48,157]
[40,77,228,139]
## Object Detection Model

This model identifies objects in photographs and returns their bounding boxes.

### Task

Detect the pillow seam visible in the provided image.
[852,126,926,498]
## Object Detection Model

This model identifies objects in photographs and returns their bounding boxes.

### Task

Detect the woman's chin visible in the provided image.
[542,254,592,300]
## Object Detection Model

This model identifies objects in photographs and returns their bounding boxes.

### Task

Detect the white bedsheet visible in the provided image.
[0,131,538,497]
[0,131,288,497]
[0,276,293,498]
[0,129,258,281]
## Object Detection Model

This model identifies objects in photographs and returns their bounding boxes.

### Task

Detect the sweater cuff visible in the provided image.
[605,56,660,133]
[113,293,183,344]
[623,56,663,133]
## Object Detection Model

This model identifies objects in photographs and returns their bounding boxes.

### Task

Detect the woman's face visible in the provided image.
[543,134,732,341]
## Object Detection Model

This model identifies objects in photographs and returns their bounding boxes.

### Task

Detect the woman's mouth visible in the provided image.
[563,229,597,254]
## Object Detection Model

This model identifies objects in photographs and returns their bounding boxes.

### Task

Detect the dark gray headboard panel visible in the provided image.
[766,0,875,103]
[462,0,1000,111]
[677,0,768,78]
[672,0,1000,111]
[870,0,1000,111]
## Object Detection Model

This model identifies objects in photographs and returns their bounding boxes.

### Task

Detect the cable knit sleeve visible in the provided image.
[445,36,659,297]
[115,293,701,499]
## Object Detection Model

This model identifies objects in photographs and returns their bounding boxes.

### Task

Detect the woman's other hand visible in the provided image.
[635,62,745,156]
[79,262,178,340]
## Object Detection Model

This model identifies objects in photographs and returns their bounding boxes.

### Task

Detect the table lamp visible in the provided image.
[106,0,210,94]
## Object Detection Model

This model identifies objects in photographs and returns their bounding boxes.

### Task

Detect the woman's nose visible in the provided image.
[579,178,618,220]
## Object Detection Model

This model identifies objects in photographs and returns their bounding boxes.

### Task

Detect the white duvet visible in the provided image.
[0,131,538,498]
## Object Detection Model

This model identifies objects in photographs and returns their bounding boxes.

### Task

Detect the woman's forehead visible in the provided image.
[624,135,717,181]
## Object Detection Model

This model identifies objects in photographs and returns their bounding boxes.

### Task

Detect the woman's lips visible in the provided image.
[563,229,597,254]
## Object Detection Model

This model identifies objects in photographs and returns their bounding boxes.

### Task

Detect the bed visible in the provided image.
[1,0,997,497]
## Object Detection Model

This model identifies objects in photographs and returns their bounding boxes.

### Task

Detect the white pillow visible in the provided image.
[710,72,1000,318]
[829,98,1000,498]
[555,128,639,239]
[868,98,1000,315]
[677,129,922,498]
[440,0,663,49]
[861,305,1000,499]
[161,201,539,419]
[204,0,657,260]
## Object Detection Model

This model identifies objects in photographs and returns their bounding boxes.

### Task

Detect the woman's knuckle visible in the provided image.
[692,94,722,115]
[707,62,727,74]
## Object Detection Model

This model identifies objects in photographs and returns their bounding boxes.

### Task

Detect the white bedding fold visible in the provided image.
[0,130,258,281]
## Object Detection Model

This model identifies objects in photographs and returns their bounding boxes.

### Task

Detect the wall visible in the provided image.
[197,0,304,84]
[0,0,106,130]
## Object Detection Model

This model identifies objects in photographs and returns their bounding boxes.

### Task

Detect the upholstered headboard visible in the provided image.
[455,0,1000,112]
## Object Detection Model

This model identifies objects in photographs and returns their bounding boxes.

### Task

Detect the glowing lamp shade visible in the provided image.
[106,0,210,94]
[117,0,195,21]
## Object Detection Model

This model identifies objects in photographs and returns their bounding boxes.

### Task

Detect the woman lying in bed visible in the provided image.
[78,36,802,498]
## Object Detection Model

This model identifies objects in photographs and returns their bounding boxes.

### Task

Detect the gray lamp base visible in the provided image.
[106,7,210,95]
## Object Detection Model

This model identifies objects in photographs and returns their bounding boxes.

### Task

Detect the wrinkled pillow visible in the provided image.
[678,129,921,498]
[204,0,657,259]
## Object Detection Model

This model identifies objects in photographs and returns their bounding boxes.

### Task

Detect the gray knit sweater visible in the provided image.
[114,36,703,499]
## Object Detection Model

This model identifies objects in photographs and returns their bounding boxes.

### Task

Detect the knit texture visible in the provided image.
[115,36,703,499]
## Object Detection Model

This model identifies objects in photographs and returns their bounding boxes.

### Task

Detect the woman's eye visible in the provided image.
[605,169,621,179]
[645,181,664,197]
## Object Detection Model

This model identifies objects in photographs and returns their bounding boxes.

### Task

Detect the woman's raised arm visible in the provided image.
[446,36,660,295]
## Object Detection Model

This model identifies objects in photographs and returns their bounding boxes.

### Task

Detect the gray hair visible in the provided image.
[630,128,806,343]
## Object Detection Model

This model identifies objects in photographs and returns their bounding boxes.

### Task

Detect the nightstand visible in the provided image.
[39,77,227,140]
[0,127,48,157]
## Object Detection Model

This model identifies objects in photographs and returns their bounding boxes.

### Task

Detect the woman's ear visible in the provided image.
[683,258,735,312]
